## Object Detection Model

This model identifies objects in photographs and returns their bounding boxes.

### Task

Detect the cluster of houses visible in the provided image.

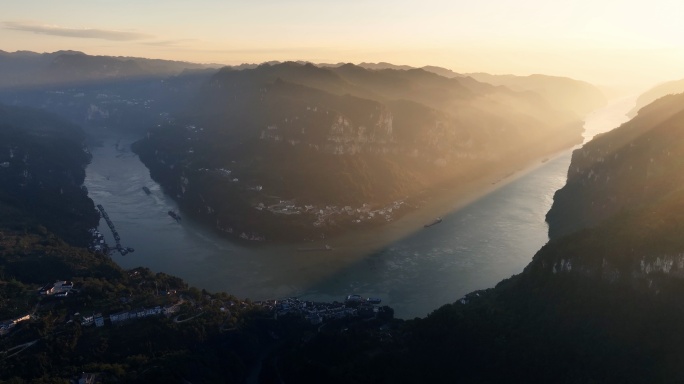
[81,303,181,328]
[2,290,182,338]
[39,280,74,297]
[2,281,75,337]
[253,198,406,228]
[37,279,183,329]
[266,295,383,325]
[2,303,183,337]
[312,201,405,227]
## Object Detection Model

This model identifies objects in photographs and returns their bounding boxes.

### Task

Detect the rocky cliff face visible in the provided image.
[541,92,684,301]
[430,92,684,381]
[547,92,684,240]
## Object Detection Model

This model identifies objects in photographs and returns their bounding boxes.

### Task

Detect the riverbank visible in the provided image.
[287,130,583,259]
[233,133,585,310]
[84,127,575,304]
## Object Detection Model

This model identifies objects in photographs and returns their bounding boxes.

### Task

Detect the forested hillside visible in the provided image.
[0,105,98,245]
[134,62,600,242]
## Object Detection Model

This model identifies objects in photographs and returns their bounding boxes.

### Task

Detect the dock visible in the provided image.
[96,204,134,256]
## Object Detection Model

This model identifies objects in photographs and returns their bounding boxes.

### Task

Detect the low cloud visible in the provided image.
[142,39,199,47]
[3,21,152,41]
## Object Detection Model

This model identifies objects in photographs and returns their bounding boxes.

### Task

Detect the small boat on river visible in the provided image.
[424,217,442,228]
[297,244,333,252]
[168,211,181,222]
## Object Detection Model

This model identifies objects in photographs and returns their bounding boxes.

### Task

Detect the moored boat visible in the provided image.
[297,244,333,252]
[424,217,442,228]
[345,294,364,303]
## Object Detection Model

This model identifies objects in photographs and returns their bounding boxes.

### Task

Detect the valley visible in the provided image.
[4,1,684,382]
[2,48,679,383]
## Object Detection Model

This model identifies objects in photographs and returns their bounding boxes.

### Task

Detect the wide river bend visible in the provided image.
[85,96,635,318]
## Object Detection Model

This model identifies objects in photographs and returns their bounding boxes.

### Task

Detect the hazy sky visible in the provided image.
[4,0,684,89]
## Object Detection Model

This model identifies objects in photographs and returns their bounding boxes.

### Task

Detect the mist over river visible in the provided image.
[84,96,636,318]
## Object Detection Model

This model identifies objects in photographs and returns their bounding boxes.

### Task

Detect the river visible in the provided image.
[84,95,636,318]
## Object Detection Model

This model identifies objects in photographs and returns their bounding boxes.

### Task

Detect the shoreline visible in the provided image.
[245,97,638,303]
[228,139,580,306]
[253,136,580,267]
[186,96,635,257]
[85,125,583,300]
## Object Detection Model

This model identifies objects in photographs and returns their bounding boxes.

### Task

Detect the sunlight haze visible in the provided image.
[4,0,684,89]
[7,1,684,381]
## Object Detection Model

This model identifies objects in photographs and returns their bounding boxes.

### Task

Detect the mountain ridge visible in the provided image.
[0,50,220,88]
[132,61,598,242]
[628,77,684,117]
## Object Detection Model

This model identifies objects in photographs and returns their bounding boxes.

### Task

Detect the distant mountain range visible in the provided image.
[464,72,607,116]
[629,77,684,117]
[0,50,219,88]
[265,61,607,116]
